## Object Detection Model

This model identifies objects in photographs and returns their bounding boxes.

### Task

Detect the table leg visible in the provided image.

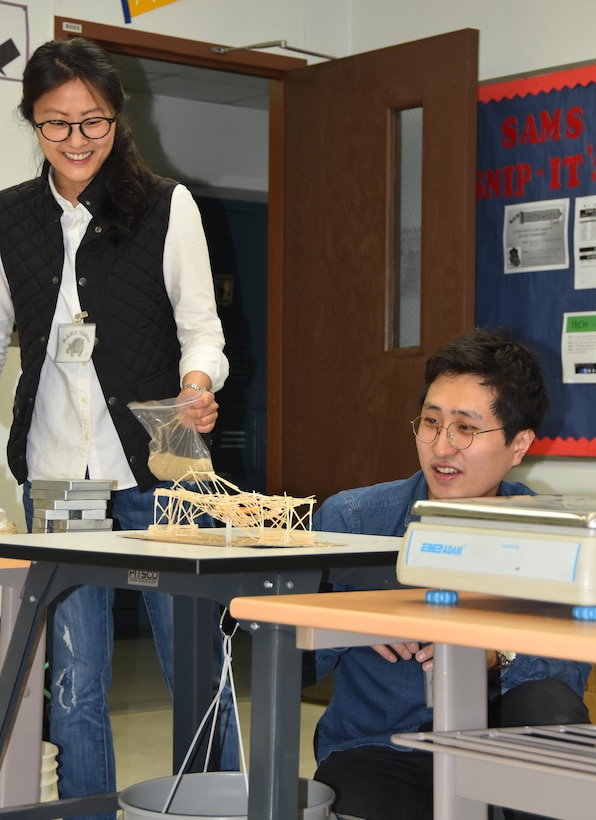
[173,597,216,772]
[433,643,488,820]
[0,561,121,818]
[247,623,302,820]
[0,562,58,759]
[0,571,45,807]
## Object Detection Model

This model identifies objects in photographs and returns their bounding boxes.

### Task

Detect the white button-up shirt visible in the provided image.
[0,174,228,489]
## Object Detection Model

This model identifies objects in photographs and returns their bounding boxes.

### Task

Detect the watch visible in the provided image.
[496,650,516,670]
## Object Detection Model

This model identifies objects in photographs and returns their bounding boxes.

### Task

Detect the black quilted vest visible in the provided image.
[0,163,182,491]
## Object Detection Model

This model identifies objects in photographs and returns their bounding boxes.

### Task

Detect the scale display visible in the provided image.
[398,495,596,618]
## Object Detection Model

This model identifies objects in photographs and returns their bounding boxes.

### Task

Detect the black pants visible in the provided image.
[314,679,589,820]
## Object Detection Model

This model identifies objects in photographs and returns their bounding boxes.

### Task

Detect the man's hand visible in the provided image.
[372,642,434,671]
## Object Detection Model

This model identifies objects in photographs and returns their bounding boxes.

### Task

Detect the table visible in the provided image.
[230,587,596,820]
[0,529,400,819]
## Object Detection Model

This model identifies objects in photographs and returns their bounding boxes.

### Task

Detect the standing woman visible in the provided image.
[0,37,232,819]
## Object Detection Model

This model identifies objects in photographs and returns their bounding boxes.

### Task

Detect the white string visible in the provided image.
[160,611,248,814]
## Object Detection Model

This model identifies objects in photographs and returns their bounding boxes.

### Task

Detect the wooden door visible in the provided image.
[267,29,479,502]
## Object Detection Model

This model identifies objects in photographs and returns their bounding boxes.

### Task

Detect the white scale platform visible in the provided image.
[398,495,596,618]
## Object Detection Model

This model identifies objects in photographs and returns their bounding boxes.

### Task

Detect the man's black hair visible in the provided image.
[422,327,549,444]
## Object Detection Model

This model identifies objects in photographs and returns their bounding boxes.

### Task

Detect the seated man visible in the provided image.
[310,327,590,820]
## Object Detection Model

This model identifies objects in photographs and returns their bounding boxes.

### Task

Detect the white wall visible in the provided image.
[0,0,54,191]
[1,0,595,529]
[348,0,596,82]
[0,0,55,529]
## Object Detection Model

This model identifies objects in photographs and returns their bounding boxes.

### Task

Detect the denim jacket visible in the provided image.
[311,472,591,762]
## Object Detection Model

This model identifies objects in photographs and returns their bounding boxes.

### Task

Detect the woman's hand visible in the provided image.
[177,387,219,433]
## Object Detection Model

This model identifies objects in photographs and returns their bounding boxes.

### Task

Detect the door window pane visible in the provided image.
[392,107,422,349]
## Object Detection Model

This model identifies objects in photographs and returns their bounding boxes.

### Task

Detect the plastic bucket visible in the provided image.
[119,772,335,819]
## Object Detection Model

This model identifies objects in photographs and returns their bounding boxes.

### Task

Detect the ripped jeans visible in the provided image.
[24,481,239,820]
[47,584,168,817]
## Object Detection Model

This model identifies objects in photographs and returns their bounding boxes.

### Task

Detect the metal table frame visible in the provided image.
[230,588,596,820]
[0,530,400,819]
[0,561,45,810]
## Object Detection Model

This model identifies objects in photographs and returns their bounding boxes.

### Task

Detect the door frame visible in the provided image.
[54,17,305,77]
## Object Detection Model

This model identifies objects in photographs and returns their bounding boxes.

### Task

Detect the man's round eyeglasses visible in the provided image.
[410,415,505,451]
[34,117,115,142]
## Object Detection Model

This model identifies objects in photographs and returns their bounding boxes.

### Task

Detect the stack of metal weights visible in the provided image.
[30,479,115,534]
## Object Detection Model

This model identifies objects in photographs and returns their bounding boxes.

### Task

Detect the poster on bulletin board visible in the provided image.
[476,65,596,456]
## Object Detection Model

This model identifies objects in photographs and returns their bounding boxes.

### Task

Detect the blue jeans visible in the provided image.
[24,481,239,820]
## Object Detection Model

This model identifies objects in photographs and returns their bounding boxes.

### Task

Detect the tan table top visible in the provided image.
[0,557,29,570]
[230,588,596,663]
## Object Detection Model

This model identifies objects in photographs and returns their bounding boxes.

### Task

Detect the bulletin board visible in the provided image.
[476,65,596,456]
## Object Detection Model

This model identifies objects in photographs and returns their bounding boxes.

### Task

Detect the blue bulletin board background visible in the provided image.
[477,66,596,456]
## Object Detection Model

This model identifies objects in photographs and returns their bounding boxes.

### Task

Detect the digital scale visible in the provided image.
[398,495,596,619]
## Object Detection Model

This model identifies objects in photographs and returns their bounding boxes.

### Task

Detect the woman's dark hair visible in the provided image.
[19,37,157,230]
[421,327,550,443]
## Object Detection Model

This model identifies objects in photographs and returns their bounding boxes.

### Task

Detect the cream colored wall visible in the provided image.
[0,1,54,529]
[508,458,592,496]
[0,0,594,530]
[348,0,596,82]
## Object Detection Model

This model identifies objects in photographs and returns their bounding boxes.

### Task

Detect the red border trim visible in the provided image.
[530,436,596,457]
[479,65,596,103]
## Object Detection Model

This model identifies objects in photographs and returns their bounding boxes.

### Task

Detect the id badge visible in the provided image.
[56,322,96,363]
